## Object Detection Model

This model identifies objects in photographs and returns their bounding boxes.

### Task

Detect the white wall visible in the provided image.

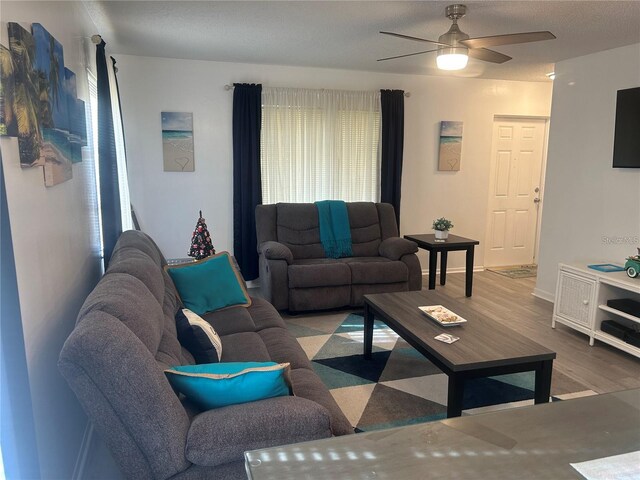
[536,44,640,300]
[117,55,552,272]
[1,2,102,478]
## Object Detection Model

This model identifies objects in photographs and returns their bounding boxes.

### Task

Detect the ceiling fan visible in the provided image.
[378,4,555,70]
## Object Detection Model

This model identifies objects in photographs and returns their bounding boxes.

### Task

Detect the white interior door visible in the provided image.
[484,117,547,267]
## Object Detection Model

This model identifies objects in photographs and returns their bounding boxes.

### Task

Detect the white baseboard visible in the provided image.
[72,422,93,480]
[532,288,555,304]
[421,266,485,275]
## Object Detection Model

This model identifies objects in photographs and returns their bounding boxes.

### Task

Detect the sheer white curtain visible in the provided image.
[261,88,381,204]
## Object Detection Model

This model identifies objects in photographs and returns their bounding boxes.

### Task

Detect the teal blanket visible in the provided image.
[315,200,353,259]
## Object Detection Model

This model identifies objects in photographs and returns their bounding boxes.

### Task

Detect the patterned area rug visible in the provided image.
[486,264,538,279]
[285,311,596,432]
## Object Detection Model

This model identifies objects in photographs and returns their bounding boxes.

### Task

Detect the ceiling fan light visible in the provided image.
[437,52,469,70]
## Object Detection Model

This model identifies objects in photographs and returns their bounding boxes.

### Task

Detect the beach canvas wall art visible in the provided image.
[0,44,19,137]
[65,68,87,164]
[438,121,463,171]
[8,23,42,167]
[162,112,194,172]
[33,23,72,186]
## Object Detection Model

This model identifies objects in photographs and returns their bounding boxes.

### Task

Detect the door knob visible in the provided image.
[534,197,541,204]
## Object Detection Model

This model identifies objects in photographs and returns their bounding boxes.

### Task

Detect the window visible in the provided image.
[87,66,133,261]
[87,70,104,259]
[260,88,380,204]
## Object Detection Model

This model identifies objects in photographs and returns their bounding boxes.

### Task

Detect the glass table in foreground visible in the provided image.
[245,389,640,480]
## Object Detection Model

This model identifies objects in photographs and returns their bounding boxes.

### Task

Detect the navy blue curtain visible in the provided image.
[232,83,262,280]
[96,39,121,266]
[380,89,405,228]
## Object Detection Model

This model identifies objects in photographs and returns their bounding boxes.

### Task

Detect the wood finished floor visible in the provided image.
[434,271,640,394]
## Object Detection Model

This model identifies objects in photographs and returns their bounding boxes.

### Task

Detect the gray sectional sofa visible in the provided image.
[256,202,422,312]
[58,231,352,480]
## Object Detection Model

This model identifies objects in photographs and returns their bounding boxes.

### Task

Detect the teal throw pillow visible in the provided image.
[164,362,292,409]
[165,252,251,315]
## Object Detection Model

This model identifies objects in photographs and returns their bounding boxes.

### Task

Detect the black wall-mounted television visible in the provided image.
[612,86,640,168]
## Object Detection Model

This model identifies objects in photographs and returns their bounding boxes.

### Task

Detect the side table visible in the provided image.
[404,234,479,297]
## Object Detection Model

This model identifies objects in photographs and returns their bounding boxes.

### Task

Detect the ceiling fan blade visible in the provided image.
[377,49,438,62]
[461,31,556,49]
[467,48,512,64]
[380,31,450,47]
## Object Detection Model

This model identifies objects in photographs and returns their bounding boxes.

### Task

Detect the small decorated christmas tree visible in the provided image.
[188,210,215,260]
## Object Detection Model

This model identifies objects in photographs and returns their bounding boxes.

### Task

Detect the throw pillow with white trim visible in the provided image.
[165,362,292,409]
[175,308,222,363]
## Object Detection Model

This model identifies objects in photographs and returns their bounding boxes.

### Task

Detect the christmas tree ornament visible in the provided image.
[188,210,215,260]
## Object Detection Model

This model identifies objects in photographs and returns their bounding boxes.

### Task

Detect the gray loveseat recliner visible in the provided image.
[256,202,422,312]
[58,231,352,480]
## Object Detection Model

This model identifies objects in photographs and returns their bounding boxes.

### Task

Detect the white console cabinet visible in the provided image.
[553,264,640,358]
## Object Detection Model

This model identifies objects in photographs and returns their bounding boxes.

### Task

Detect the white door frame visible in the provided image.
[485,115,550,266]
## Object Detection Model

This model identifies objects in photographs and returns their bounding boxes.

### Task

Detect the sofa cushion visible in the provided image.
[347,202,382,257]
[219,332,271,362]
[111,230,165,266]
[276,203,325,260]
[107,248,165,304]
[258,327,313,370]
[288,260,351,288]
[166,252,251,315]
[165,362,292,410]
[348,259,408,285]
[202,306,257,336]
[156,330,186,370]
[185,396,331,468]
[78,273,164,355]
[248,297,287,331]
[289,285,351,312]
[162,269,182,318]
[176,309,222,364]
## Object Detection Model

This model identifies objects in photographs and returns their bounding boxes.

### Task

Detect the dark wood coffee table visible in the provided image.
[363,290,556,418]
[404,234,479,296]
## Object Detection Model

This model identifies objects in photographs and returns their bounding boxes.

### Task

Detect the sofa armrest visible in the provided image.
[185,396,332,467]
[259,241,294,265]
[379,237,418,261]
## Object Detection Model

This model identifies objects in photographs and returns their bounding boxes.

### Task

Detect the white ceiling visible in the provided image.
[84,1,640,82]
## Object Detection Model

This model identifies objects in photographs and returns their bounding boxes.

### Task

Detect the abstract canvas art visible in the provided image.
[162,112,194,172]
[438,121,463,171]
[0,44,18,137]
[32,23,72,186]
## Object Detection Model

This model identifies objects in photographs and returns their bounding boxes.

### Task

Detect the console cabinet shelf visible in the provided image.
[553,263,640,358]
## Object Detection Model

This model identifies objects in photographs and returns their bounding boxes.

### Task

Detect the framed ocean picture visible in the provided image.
[438,121,463,171]
[162,112,194,172]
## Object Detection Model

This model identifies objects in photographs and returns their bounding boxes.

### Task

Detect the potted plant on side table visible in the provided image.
[433,217,454,241]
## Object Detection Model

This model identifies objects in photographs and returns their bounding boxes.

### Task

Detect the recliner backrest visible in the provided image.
[256,202,399,259]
